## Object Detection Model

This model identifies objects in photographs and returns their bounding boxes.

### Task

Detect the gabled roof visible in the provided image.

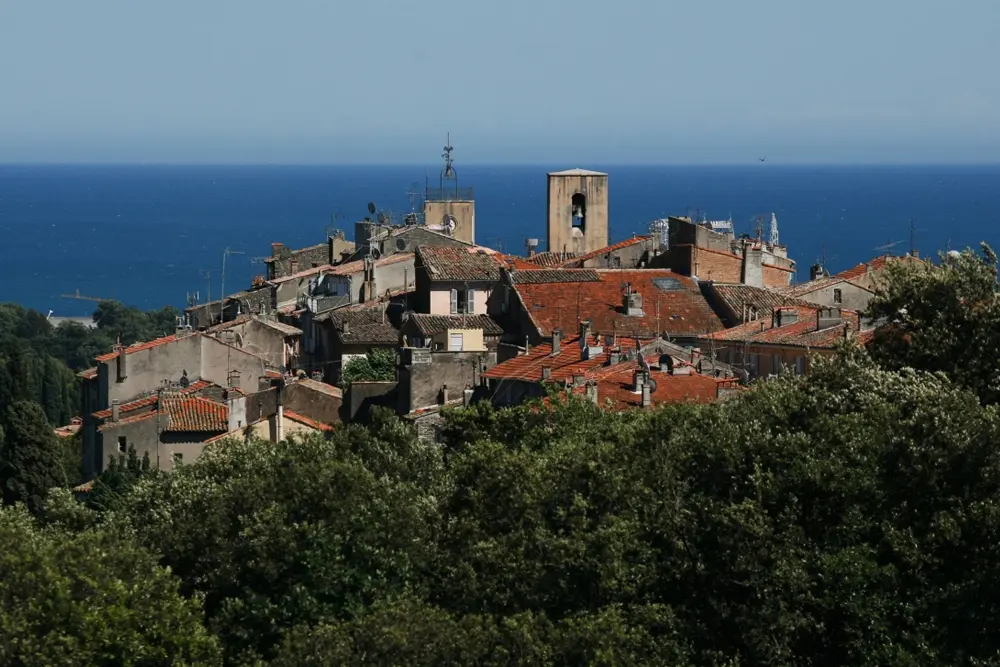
[511,269,601,284]
[95,334,187,362]
[835,254,923,281]
[548,168,607,177]
[92,380,214,419]
[293,377,343,398]
[525,251,576,268]
[257,318,303,336]
[416,245,502,282]
[326,252,414,278]
[78,367,98,380]
[779,275,864,299]
[512,269,724,339]
[576,362,729,410]
[267,264,336,285]
[406,313,504,337]
[702,305,872,349]
[702,283,817,324]
[161,397,228,432]
[559,236,650,267]
[284,410,336,432]
[483,334,646,383]
[326,302,399,345]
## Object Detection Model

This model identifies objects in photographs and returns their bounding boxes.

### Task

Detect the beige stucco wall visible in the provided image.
[424,200,476,245]
[429,284,491,316]
[795,281,873,311]
[441,328,485,352]
[547,173,609,256]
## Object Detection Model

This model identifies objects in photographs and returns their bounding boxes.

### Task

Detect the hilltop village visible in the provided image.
[71,147,921,481]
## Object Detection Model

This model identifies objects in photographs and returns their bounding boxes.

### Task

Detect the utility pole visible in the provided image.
[220,247,245,309]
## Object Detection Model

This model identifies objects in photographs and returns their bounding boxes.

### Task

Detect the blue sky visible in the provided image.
[1,0,997,164]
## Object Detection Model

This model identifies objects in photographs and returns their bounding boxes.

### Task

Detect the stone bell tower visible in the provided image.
[546,168,609,256]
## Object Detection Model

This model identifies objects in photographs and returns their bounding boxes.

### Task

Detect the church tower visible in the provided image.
[546,168,609,256]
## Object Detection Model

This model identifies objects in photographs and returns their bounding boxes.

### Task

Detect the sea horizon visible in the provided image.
[3,163,999,317]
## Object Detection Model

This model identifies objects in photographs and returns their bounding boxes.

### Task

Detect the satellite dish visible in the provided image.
[396,238,407,251]
[368,202,377,215]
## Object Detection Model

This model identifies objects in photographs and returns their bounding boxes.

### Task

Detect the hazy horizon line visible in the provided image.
[3,161,1000,169]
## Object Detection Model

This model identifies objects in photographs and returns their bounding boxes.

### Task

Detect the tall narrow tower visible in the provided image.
[423,134,476,244]
[546,168,609,256]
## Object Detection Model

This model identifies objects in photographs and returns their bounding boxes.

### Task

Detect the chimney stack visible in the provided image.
[585,381,598,404]
[579,320,591,346]
[463,387,474,407]
[111,399,120,422]
[541,366,552,380]
[271,242,285,257]
[116,347,128,382]
[551,329,562,356]
[641,383,651,408]
[440,384,449,405]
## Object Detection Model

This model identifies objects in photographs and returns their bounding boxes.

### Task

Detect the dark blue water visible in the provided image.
[1,164,998,316]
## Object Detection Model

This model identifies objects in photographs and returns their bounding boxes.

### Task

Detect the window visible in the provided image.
[833,288,843,304]
[117,436,127,453]
[450,288,474,314]
[796,356,807,375]
[449,332,464,351]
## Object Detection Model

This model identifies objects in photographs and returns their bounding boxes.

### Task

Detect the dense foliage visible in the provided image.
[2,247,1000,664]
[340,346,397,385]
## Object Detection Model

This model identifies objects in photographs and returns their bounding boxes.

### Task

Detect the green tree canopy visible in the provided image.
[0,400,66,513]
[340,347,396,385]
[0,504,221,666]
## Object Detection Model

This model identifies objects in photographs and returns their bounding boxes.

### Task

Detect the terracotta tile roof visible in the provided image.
[497,254,542,270]
[702,305,870,349]
[73,480,94,493]
[513,269,724,339]
[327,302,399,345]
[78,367,98,379]
[559,236,650,266]
[267,264,336,284]
[92,380,214,419]
[284,410,335,432]
[54,423,81,438]
[205,315,252,334]
[780,276,854,298]
[835,254,922,281]
[703,283,817,324]
[293,377,343,398]
[98,411,158,431]
[257,319,303,336]
[483,334,647,383]
[525,251,577,268]
[95,334,185,362]
[161,397,228,432]
[407,313,504,337]
[327,252,414,278]
[416,245,502,282]
[577,362,728,410]
[511,269,601,284]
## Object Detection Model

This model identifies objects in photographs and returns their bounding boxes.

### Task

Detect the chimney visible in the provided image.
[585,381,598,404]
[341,320,350,336]
[641,383,651,408]
[463,387,474,407]
[809,263,829,281]
[111,399,120,422]
[271,242,285,257]
[622,284,644,316]
[289,259,299,275]
[440,384,449,405]
[116,349,127,382]
[572,374,585,387]
[525,238,538,257]
[551,329,562,356]
[608,351,622,365]
[542,366,552,380]
[741,245,764,287]
[633,369,645,392]
[912,249,920,259]
[579,320,591,346]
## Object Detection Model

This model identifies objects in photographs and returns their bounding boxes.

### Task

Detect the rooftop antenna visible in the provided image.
[220,246,245,307]
[768,212,780,247]
[199,269,213,305]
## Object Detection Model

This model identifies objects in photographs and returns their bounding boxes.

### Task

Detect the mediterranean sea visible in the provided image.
[1,164,998,316]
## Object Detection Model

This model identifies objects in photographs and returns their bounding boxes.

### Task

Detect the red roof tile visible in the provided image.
[702,305,870,349]
[92,380,213,419]
[513,269,723,339]
[78,367,98,379]
[525,251,576,268]
[484,334,647,383]
[578,363,726,410]
[416,245,503,281]
[835,254,922,281]
[162,397,228,432]
[559,236,649,266]
[95,334,186,362]
[284,410,335,432]
[98,411,159,431]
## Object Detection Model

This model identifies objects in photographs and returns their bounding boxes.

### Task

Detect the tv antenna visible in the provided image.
[220,246,245,305]
[198,270,213,304]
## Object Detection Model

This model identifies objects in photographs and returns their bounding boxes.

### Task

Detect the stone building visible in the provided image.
[399,313,503,353]
[780,254,922,311]
[414,245,504,316]
[547,168,609,257]
[263,233,356,281]
[204,315,303,372]
[699,305,876,381]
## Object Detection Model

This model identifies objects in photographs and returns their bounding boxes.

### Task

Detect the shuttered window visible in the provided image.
[450,289,458,314]
[466,288,476,314]
[449,332,464,351]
